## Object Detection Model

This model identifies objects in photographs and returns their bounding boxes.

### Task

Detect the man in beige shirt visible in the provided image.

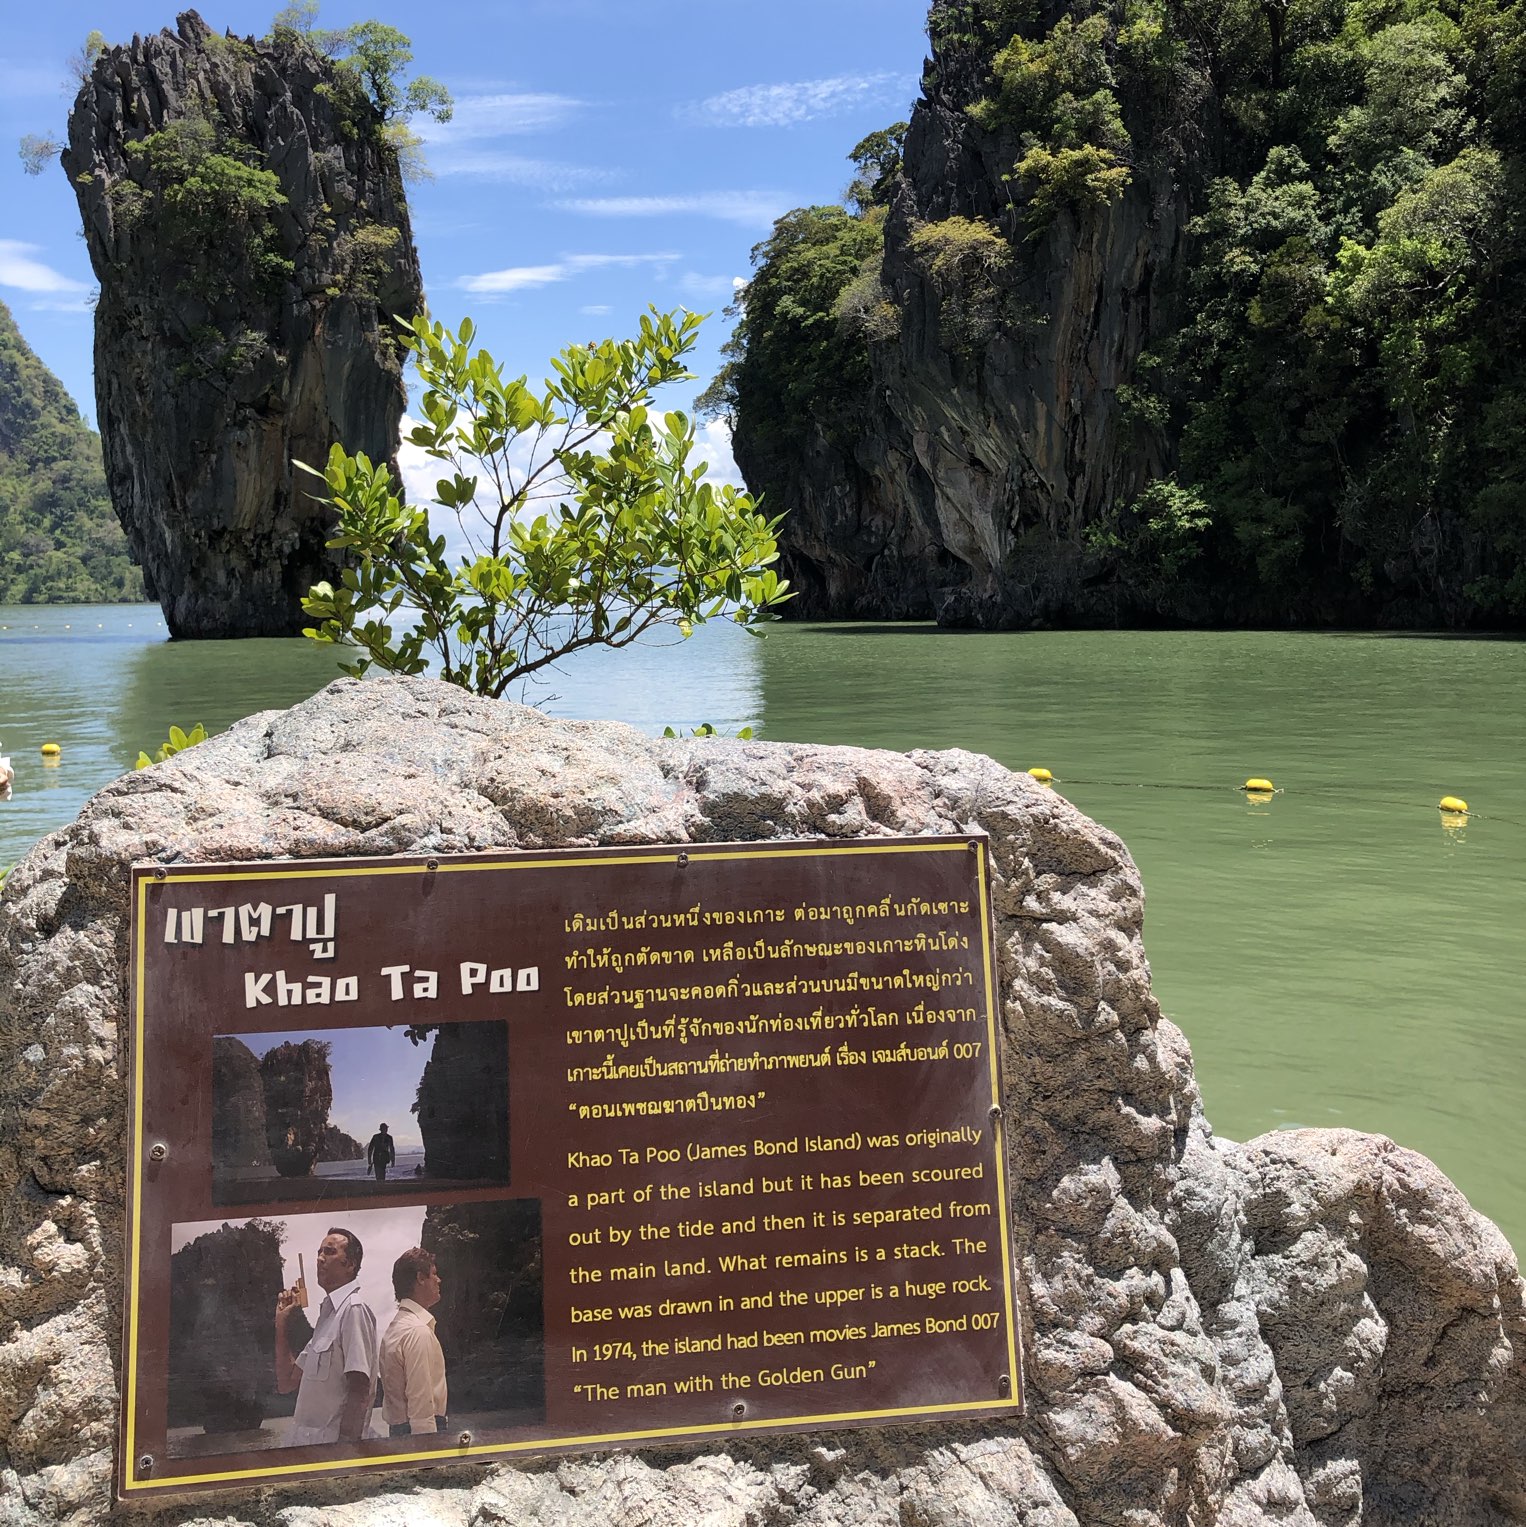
[379,1247,447,1437]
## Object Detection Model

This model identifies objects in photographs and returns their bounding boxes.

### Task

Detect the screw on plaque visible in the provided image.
[677,852,690,868]
[968,838,980,852]
[153,867,167,880]
[458,1430,473,1446]
[425,859,439,872]
[998,1374,1011,1397]
[138,1454,154,1475]
[731,1401,746,1418]
[148,1142,168,1162]
[989,1105,1002,1121]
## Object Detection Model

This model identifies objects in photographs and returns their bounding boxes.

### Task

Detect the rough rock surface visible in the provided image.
[211,1036,269,1168]
[61,11,422,638]
[259,1038,333,1177]
[167,1222,289,1434]
[422,1199,544,1416]
[734,5,1186,628]
[0,676,1519,1526]
[416,1023,510,1181]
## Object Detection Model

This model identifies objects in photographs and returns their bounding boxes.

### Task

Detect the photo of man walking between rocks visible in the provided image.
[165,1201,544,1464]
[211,1021,510,1204]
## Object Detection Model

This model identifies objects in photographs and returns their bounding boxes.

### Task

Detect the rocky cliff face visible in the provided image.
[259,1038,332,1176]
[422,1199,544,1415]
[734,23,1188,628]
[167,1221,288,1433]
[737,0,1526,630]
[416,1022,510,1181]
[62,10,422,638]
[0,678,1520,1524]
[210,1035,268,1167]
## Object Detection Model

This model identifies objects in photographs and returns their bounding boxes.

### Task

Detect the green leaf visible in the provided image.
[301,309,790,697]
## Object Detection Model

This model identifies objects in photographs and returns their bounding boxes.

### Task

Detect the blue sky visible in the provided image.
[1,0,931,490]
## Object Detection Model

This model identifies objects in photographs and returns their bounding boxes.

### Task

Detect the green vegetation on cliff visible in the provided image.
[717,0,1526,626]
[0,301,142,604]
[697,127,904,452]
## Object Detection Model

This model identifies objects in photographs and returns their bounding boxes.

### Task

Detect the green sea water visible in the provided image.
[2,605,1521,1253]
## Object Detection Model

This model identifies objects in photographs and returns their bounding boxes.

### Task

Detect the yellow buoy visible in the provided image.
[1027,767,1054,784]
[40,743,61,757]
[1243,777,1274,793]
[1439,795,1468,814]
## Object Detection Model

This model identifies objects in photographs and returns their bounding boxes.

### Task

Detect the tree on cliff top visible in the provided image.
[300,308,790,698]
[269,3,451,178]
[21,9,451,181]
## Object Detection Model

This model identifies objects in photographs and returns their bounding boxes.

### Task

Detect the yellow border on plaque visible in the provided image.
[123,838,1023,1494]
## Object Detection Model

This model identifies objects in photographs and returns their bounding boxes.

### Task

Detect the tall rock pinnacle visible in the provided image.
[63,11,423,638]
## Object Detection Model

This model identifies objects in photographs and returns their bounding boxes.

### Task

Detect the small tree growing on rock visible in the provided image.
[299,308,790,697]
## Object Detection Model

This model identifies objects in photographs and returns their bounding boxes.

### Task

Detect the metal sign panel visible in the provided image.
[121,836,1024,1497]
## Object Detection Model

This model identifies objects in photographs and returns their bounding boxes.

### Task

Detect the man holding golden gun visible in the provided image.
[274,1227,379,1445]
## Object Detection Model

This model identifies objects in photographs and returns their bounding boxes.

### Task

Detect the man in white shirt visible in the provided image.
[379,1246,448,1437]
[274,1227,378,1446]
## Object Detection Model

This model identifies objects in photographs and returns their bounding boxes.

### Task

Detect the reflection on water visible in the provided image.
[1,607,1521,1255]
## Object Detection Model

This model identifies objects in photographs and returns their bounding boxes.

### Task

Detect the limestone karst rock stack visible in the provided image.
[317,1123,364,1162]
[0,677,1519,1523]
[416,1022,511,1180]
[259,1038,333,1177]
[732,6,1188,629]
[210,1034,269,1168]
[167,1220,293,1434]
[62,10,422,637]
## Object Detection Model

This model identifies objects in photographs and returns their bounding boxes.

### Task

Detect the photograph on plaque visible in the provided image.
[166,1200,544,1460]
[211,1021,510,1205]
[122,838,1025,1498]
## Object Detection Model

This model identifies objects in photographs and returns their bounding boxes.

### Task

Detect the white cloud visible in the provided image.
[457,251,680,296]
[397,413,567,562]
[694,417,747,492]
[580,303,612,316]
[428,150,608,189]
[683,72,915,129]
[396,415,441,503]
[457,263,568,294]
[0,241,88,295]
[678,271,743,300]
[398,411,750,557]
[417,92,582,143]
[558,192,792,229]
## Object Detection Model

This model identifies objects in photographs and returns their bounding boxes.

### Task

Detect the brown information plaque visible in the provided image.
[121,836,1024,1497]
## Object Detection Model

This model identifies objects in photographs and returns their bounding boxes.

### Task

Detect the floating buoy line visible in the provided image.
[1017,772,1515,831]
